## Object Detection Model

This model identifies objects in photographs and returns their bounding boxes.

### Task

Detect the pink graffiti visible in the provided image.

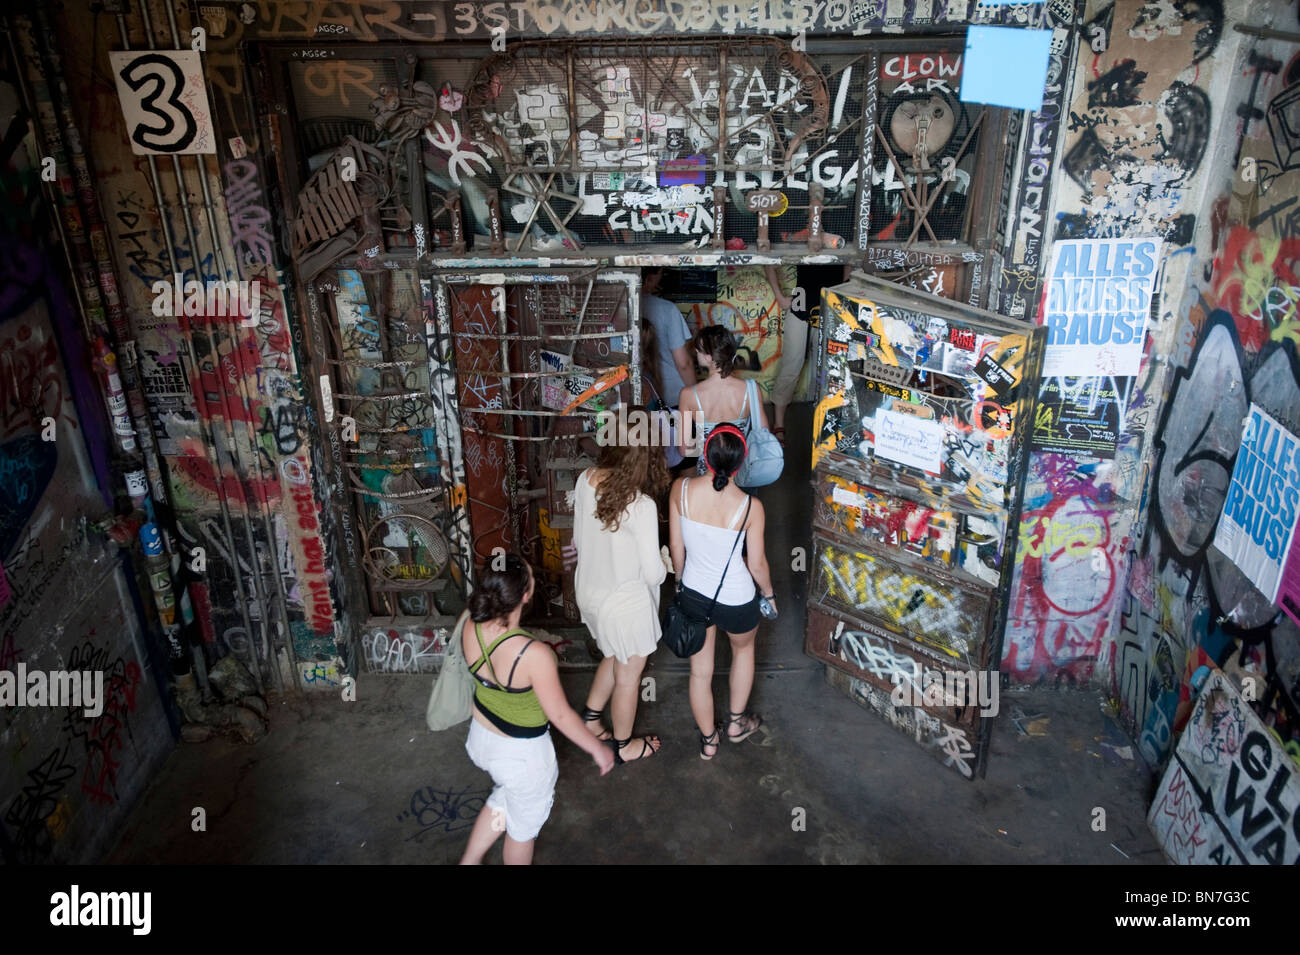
[80,662,142,806]
[223,159,275,267]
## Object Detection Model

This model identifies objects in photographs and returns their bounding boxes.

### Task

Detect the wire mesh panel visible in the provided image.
[282,44,881,256]
[457,38,865,251]
[868,50,983,245]
[318,266,455,618]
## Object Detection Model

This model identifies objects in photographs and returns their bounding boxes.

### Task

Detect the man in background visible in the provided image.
[640,267,696,409]
[640,267,698,473]
[765,263,851,444]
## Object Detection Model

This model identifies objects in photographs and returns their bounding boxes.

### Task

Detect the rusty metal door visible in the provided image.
[434,268,640,622]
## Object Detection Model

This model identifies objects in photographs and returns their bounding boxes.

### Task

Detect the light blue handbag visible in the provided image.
[737,378,784,488]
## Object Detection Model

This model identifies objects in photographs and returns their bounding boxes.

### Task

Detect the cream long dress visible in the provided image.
[572,469,666,663]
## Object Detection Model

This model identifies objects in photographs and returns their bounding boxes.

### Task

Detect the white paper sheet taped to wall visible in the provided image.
[873,408,944,473]
[1212,402,1300,605]
[831,485,866,510]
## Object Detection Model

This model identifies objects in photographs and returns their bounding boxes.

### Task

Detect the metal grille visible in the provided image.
[459,38,865,251]
[318,266,456,617]
[869,50,982,244]
[443,272,637,621]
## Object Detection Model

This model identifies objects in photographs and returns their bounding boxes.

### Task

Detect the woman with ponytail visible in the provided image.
[677,324,771,474]
[459,554,614,864]
[667,425,776,760]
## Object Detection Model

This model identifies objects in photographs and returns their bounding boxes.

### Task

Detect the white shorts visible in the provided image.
[465,719,559,842]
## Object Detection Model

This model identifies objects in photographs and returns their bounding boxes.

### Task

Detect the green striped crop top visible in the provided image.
[467,623,549,738]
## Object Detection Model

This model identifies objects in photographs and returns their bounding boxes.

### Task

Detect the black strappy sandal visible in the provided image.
[581,706,612,742]
[612,735,662,765]
[724,710,762,743]
[699,727,720,761]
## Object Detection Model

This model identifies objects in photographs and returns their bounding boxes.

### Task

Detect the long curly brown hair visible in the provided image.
[591,413,670,532]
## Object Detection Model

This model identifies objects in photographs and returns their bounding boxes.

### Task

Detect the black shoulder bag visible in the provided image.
[661,497,751,658]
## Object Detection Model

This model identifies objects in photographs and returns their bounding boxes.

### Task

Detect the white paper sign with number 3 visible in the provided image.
[109,50,215,155]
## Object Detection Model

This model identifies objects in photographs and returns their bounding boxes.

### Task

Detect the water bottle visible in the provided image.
[759,595,778,619]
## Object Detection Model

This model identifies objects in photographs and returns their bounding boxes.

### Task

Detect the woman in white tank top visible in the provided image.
[668,423,776,760]
[677,324,770,471]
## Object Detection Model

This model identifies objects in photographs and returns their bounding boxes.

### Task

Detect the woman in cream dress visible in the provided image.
[571,431,670,763]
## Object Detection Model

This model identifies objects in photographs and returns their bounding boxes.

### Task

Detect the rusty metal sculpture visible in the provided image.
[369,80,442,159]
[292,137,394,283]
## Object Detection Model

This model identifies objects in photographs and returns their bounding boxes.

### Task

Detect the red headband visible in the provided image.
[703,423,747,475]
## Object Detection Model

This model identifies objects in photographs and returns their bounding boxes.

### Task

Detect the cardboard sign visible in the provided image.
[540,350,615,413]
[745,190,789,217]
[540,350,574,411]
[109,50,216,155]
[1212,404,1300,603]
[1040,238,1161,378]
[1148,668,1300,865]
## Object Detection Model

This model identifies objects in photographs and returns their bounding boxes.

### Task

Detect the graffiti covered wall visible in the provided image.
[1001,0,1246,706]
[51,2,347,688]
[0,240,174,863]
[1148,668,1299,864]
[1110,25,1300,771]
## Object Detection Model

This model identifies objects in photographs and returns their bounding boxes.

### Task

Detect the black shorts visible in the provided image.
[677,585,761,635]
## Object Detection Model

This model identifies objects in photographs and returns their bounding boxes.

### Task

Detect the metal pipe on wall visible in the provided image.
[9,10,206,688]
[150,0,296,689]
[114,6,267,692]
[172,6,299,690]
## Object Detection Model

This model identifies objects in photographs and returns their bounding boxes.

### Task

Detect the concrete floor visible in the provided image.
[108,405,1165,864]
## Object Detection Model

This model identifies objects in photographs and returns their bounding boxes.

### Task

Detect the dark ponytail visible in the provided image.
[468,553,532,623]
[694,325,739,377]
[704,428,746,491]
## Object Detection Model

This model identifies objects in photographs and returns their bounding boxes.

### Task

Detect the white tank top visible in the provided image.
[679,480,755,605]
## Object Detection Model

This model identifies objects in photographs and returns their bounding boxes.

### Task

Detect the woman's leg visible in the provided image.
[502,835,535,865]
[459,803,506,864]
[772,317,809,431]
[726,626,759,736]
[584,655,616,731]
[609,654,647,739]
[688,626,718,738]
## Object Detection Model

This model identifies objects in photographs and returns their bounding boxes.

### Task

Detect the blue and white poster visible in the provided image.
[1212,404,1300,603]
[1040,237,1161,378]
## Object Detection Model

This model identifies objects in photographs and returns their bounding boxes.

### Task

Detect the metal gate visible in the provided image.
[435,269,640,622]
